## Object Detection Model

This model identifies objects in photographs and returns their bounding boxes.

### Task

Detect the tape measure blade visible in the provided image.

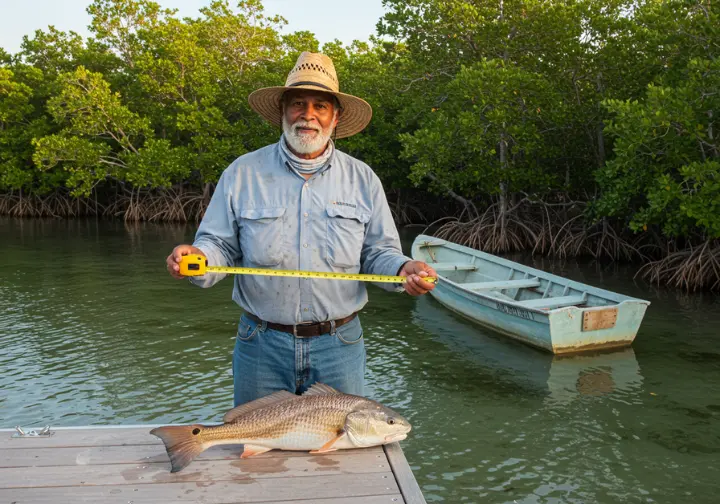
[204,265,413,283]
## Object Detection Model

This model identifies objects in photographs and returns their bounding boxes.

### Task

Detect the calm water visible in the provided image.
[1,217,719,503]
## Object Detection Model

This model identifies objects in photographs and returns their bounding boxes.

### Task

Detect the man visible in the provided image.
[166,52,437,406]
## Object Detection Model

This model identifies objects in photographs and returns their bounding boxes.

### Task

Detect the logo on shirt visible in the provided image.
[332,201,357,209]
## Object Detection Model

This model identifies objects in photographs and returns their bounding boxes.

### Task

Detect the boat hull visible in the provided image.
[430,280,647,354]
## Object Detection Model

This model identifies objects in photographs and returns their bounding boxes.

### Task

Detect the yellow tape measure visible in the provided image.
[178,255,437,284]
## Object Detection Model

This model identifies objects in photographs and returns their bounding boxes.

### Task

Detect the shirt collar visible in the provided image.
[276,138,337,176]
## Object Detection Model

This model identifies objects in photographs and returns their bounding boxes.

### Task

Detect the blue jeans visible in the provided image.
[232,313,366,406]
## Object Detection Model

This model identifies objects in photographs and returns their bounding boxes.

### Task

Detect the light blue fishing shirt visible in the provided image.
[190,140,411,325]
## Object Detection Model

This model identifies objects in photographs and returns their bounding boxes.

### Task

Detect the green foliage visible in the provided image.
[34,66,151,195]
[591,0,720,240]
[122,138,189,187]
[20,27,88,75]
[0,49,10,65]
[401,59,563,196]
[377,0,648,198]
[0,66,57,192]
[49,66,151,147]
[0,68,36,189]
[87,0,177,68]
[33,135,113,194]
[0,69,34,131]
[597,57,720,238]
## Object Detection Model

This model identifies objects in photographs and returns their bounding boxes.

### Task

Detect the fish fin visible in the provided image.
[223,390,297,423]
[149,424,207,473]
[310,431,346,454]
[302,382,341,397]
[240,444,273,459]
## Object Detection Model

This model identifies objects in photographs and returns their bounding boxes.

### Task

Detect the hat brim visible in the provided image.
[248,85,373,139]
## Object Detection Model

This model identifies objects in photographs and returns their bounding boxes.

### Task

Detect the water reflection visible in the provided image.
[544,348,643,407]
[411,295,644,407]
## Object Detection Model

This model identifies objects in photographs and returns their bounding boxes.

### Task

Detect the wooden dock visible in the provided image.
[0,425,426,504]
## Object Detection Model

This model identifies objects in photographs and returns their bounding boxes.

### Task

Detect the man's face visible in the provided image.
[281,90,341,155]
[283,90,340,132]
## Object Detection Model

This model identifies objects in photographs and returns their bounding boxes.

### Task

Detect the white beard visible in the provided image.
[282,112,337,155]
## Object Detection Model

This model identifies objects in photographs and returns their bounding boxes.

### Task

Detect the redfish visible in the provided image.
[150,383,411,472]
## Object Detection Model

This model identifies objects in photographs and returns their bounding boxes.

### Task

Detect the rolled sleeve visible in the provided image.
[189,169,241,288]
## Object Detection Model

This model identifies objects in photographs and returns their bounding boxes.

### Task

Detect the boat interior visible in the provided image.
[415,239,626,311]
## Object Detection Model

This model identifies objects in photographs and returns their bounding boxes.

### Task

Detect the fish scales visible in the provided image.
[205,395,370,442]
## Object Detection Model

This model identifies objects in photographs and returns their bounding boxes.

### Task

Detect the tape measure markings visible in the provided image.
[179,255,438,284]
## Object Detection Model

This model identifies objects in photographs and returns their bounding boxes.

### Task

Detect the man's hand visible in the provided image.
[166,244,205,279]
[399,260,437,296]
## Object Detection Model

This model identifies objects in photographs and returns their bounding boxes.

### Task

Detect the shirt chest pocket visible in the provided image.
[326,204,370,268]
[238,207,286,266]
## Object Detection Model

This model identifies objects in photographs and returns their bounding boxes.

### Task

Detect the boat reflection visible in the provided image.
[411,295,644,405]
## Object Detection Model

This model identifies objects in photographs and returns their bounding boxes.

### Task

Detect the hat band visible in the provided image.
[288,81,334,92]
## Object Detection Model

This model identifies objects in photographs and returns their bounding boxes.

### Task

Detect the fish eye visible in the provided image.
[388,418,395,425]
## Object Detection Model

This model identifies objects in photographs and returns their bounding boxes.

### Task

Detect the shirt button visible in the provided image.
[303,243,308,248]
[303,308,308,312]
[304,183,309,188]
[303,212,308,217]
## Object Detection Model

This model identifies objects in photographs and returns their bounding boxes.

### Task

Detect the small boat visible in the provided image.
[411,234,650,354]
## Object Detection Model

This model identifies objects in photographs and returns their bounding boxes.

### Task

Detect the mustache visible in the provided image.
[292,121,320,133]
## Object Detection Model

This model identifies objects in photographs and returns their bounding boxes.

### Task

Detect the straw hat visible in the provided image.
[248,52,373,139]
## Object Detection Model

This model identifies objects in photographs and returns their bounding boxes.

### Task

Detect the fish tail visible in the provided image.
[150,424,207,473]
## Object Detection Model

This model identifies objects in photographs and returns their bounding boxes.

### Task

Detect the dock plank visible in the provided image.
[0,474,400,503]
[0,443,381,467]
[384,443,427,504]
[1,426,165,449]
[0,453,391,489]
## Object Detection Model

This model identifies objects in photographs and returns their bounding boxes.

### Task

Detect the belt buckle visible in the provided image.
[293,322,313,338]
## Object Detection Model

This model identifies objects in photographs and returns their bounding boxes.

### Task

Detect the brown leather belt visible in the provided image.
[245,312,357,337]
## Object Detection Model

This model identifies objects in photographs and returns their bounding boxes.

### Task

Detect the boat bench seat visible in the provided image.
[462,278,540,291]
[484,290,516,302]
[431,262,477,272]
[517,295,587,310]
